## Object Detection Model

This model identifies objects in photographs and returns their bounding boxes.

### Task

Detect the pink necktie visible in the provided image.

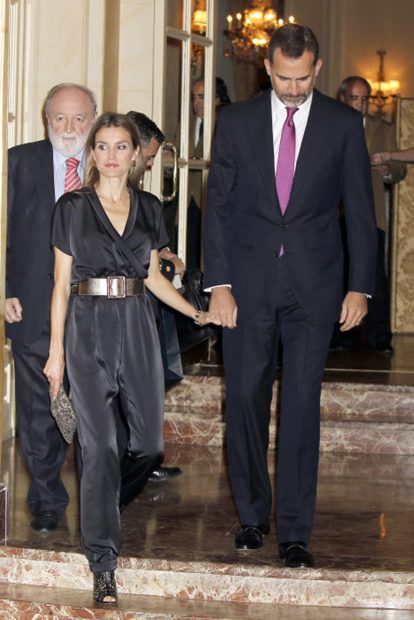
[64,158,82,193]
[275,107,298,214]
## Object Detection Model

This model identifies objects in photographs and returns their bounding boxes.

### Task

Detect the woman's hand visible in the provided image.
[43,352,65,400]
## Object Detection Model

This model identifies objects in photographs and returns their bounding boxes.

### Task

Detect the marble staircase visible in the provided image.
[1,374,414,617]
[164,375,414,454]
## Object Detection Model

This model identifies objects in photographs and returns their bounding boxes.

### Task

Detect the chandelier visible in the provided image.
[368,50,400,116]
[224,1,295,65]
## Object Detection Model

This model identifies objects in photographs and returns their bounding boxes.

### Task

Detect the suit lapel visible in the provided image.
[246,92,279,210]
[34,140,55,208]
[364,115,375,152]
[289,90,328,206]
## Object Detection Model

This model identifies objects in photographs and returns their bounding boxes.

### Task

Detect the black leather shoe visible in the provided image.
[374,344,394,356]
[235,523,270,550]
[279,541,314,568]
[31,510,59,533]
[148,466,182,483]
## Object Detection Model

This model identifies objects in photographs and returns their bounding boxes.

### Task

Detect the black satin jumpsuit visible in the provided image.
[52,188,168,572]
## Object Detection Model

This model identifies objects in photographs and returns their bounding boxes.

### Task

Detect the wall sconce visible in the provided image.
[192,9,207,35]
[368,50,400,117]
[191,4,207,76]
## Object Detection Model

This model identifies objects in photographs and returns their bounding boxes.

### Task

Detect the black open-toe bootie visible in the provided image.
[93,569,117,603]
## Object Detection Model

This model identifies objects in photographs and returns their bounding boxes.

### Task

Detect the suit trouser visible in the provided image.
[11,328,69,518]
[66,296,164,572]
[223,257,334,545]
[365,228,392,348]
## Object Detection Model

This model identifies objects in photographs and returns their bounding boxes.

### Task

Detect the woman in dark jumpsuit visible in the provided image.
[44,113,215,604]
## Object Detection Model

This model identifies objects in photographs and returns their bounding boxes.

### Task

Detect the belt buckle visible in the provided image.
[107,276,126,298]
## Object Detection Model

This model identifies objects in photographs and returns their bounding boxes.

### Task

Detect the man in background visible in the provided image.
[188,77,232,268]
[127,110,184,483]
[337,76,406,354]
[5,83,97,532]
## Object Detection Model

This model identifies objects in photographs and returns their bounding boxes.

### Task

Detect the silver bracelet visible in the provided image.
[194,310,203,325]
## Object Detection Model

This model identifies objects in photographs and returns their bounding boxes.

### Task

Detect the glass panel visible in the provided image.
[190,45,205,159]
[161,144,178,252]
[163,37,182,150]
[166,0,183,29]
[191,0,207,36]
[187,165,203,268]
[162,36,183,253]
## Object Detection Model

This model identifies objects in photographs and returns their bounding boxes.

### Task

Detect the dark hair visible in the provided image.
[267,24,319,65]
[337,75,372,99]
[126,111,165,146]
[215,77,231,106]
[84,112,145,188]
[191,76,231,105]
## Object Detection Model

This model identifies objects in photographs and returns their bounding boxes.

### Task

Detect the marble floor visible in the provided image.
[4,439,414,573]
[1,334,414,616]
[2,440,414,617]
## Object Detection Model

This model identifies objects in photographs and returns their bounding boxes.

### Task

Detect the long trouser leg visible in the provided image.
[12,332,69,517]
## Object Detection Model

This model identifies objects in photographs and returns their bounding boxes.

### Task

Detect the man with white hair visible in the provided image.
[5,83,97,533]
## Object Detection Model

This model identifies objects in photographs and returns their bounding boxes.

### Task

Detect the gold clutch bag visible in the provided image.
[49,385,77,443]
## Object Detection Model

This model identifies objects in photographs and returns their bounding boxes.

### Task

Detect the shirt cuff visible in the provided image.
[204,284,232,293]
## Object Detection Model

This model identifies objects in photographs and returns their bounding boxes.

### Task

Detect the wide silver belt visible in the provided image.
[72,276,144,298]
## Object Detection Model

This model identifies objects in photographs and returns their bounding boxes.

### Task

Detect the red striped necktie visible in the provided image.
[64,157,82,193]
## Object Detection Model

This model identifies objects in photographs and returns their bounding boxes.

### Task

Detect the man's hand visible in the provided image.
[371,153,391,177]
[209,286,237,329]
[159,248,186,277]
[339,292,368,331]
[4,298,23,323]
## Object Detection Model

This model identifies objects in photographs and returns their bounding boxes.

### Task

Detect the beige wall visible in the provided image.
[0,0,9,454]
[15,0,158,144]
[117,0,157,117]
[392,98,414,333]
[286,0,414,101]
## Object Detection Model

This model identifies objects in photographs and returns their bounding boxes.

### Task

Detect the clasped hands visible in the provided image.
[206,287,238,329]
[202,288,367,332]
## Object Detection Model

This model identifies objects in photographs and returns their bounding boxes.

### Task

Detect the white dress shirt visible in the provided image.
[195,117,203,148]
[271,89,313,170]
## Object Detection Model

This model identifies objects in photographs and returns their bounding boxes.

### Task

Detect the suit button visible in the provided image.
[48,273,53,279]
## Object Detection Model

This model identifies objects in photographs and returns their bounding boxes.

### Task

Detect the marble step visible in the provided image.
[1,583,413,620]
[0,547,413,612]
[164,377,414,454]
[0,581,284,619]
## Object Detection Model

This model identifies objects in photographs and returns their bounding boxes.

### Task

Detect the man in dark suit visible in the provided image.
[203,25,377,567]
[5,83,97,532]
[125,110,184,484]
[337,76,406,354]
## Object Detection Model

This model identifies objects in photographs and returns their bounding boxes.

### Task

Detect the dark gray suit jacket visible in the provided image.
[204,89,377,324]
[6,139,55,342]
